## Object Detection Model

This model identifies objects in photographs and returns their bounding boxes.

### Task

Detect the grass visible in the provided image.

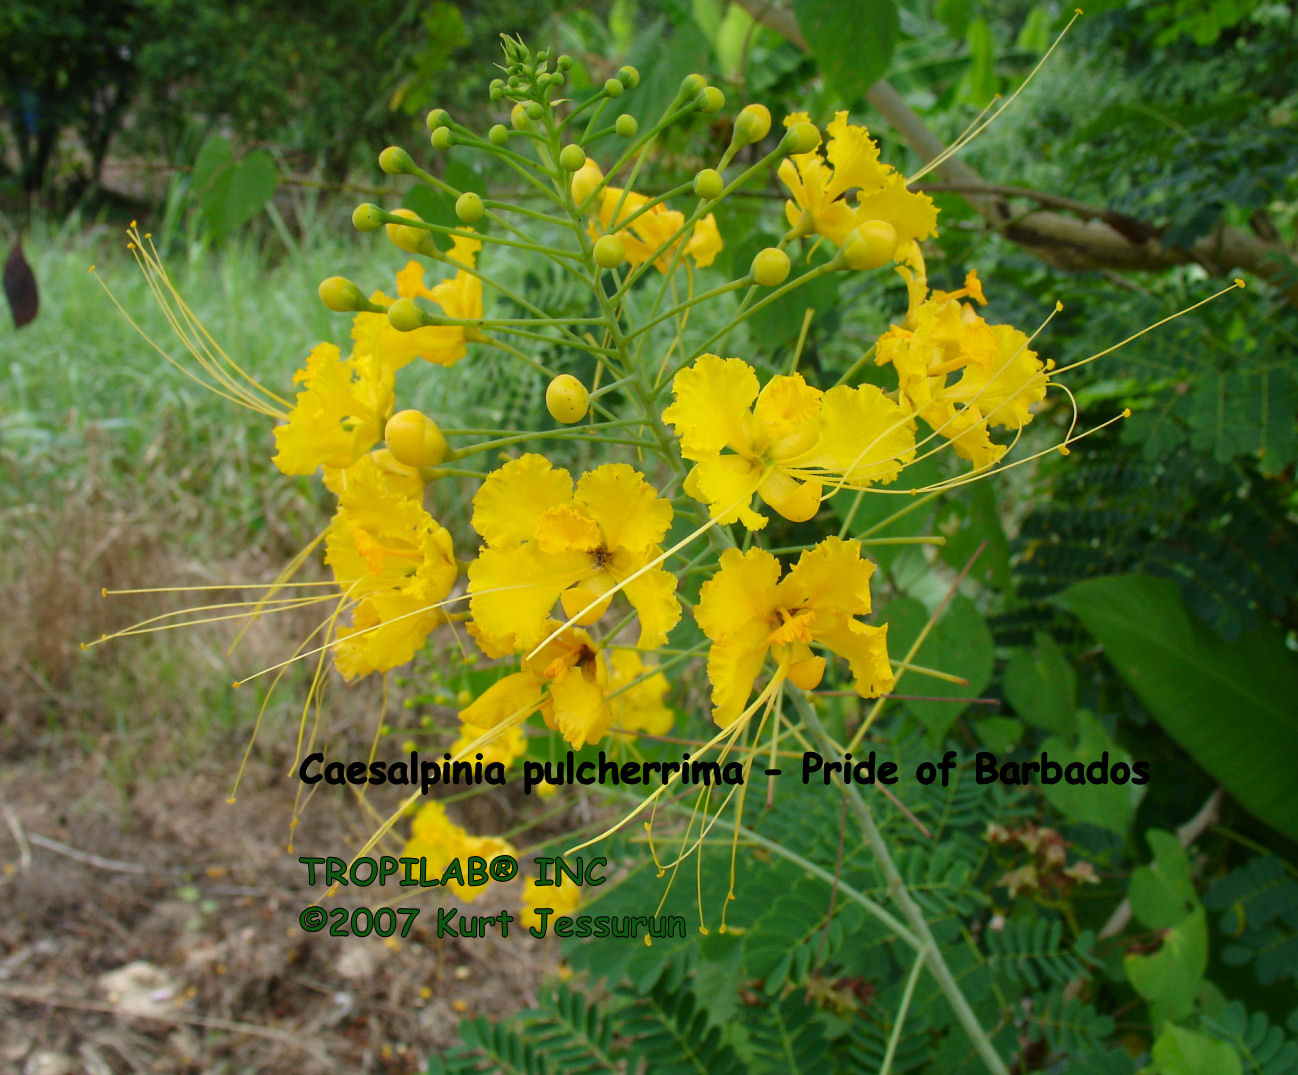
[0,203,428,787]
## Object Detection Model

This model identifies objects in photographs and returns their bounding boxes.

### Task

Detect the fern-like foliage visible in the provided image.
[1202,1001,1298,1075]
[1205,855,1298,986]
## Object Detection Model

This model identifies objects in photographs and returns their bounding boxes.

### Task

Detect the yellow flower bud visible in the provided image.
[570,158,603,208]
[781,121,820,155]
[379,146,414,175]
[431,126,453,150]
[385,409,450,467]
[352,203,385,232]
[425,108,449,132]
[384,208,432,255]
[618,65,640,88]
[700,86,725,112]
[546,374,590,423]
[750,247,790,287]
[558,144,586,172]
[604,78,624,98]
[455,192,484,224]
[693,169,724,200]
[317,276,366,312]
[592,234,625,269]
[387,298,427,333]
[511,103,532,131]
[840,220,898,270]
[734,103,771,146]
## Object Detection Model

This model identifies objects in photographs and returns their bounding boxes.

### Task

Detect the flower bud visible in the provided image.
[558,144,586,172]
[546,374,590,424]
[549,72,566,90]
[488,123,509,146]
[425,108,449,132]
[318,276,366,312]
[734,104,771,146]
[781,121,820,155]
[699,86,725,113]
[604,78,624,98]
[378,146,414,175]
[557,55,573,71]
[693,168,724,201]
[617,65,640,88]
[455,192,485,224]
[750,247,791,287]
[840,220,898,270]
[678,73,706,101]
[352,203,385,232]
[615,114,637,138]
[570,158,603,208]
[384,208,432,255]
[511,103,532,131]
[387,298,427,333]
[592,234,625,269]
[385,409,450,467]
[524,101,544,120]
[430,126,454,150]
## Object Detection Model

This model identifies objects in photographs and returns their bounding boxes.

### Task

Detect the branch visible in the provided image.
[732,0,1298,305]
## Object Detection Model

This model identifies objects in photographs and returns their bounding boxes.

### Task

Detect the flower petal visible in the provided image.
[472,455,573,547]
[575,463,673,553]
[663,354,759,460]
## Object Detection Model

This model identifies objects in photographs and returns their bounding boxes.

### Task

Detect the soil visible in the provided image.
[0,739,554,1074]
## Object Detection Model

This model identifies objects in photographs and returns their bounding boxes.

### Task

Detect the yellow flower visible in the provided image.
[521,872,581,929]
[662,354,916,530]
[351,235,483,368]
[460,623,614,750]
[694,539,893,727]
[404,801,515,903]
[573,158,722,273]
[606,650,674,741]
[876,274,1051,469]
[324,459,457,679]
[778,112,937,250]
[272,343,394,475]
[467,456,680,653]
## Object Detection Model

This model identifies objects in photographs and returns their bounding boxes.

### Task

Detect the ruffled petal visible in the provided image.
[548,666,611,750]
[706,626,774,727]
[575,463,673,553]
[694,547,780,641]
[612,557,681,649]
[468,544,578,652]
[460,672,544,730]
[810,384,916,487]
[472,455,573,547]
[778,537,875,618]
[663,354,760,459]
[689,453,767,529]
[812,619,894,698]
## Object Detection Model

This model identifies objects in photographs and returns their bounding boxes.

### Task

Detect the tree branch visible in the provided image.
[733,0,1298,305]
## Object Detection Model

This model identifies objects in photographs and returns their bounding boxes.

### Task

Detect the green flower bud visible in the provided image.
[700,86,725,113]
[489,123,509,146]
[318,276,366,312]
[511,103,532,130]
[387,298,427,333]
[617,65,640,88]
[524,101,544,120]
[558,144,586,172]
[693,168,724,201]
[557,55,573,71]
[781,121,820,155]
[615,114,637,138]
[678,73,706,100]
[378,146,414,175]
[431,126,454,150]
[592,234,626,269]
[734,103,771,146]
[546,374,589,424]
[839,220,899,271]
[455,191,485,224]
[750,247,791,287]
[488,80,505,102]
[425,108,449,132]
[549,72,565,89]
[604,77,624,98]
[351,203,385,232]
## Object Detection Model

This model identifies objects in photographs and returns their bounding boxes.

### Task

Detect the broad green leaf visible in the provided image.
[1129,830,1198,931]
[1054,574,1298,842]
[1125,909,1209,1024]
[963,17,995,104]
[1040,711,1144,836]
[939,479,1011,588]
[1150,1022,1241,1075]
[793,0,899,102]
[973,716,1023,753]
[881,594,993,743]
[1003,631,1075,735]
[190,134,276,241]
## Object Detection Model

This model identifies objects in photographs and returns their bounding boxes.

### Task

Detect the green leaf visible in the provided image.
[189,134,276,242]
[973,716,1023,754]
[881,594,993,743]
[1150,1022,1241,1075]
[1040,711,1144,836]
[1129,831,1198,931]
[1003,631,1076,735]
[792,0,899,101]
[1125,909,1209,1024]
[1054,574,1298,842]
[963,17,995,104]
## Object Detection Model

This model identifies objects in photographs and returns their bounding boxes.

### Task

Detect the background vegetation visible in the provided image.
[2,0,1296,1072]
